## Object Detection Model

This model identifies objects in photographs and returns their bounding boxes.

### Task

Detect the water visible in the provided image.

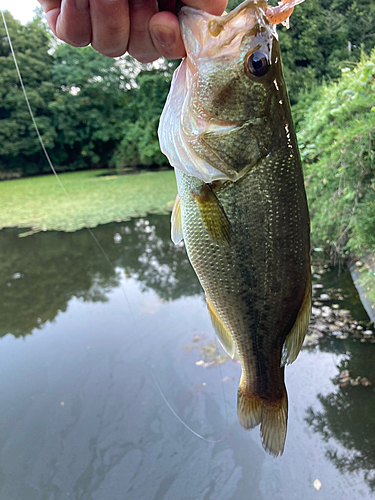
[0,215,374,500]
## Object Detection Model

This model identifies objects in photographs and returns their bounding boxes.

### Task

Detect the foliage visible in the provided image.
[0,11,56,177]
[0,13,174,177]
[0,169,177,235]
[298,50,375,256]
[113,65,175,168]
[48,45,132,171]
[228,0,375,104]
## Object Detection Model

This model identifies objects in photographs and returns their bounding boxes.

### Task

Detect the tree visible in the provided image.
[0,11,56,177]
[49,45,133,171]
[113,61,176,168]
[297,50,375,256]
[227,0,375,103]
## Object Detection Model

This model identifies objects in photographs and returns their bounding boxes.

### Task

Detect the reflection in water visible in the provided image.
[303,262,375,492]
[305,341,375,491]
[0,215,201,338]
[1,215,375,499]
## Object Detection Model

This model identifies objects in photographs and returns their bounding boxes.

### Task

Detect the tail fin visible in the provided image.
[237,383,288,457]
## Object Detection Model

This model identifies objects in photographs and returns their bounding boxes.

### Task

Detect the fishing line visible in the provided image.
[151,369,223,443]
[1,10,67,196]
[1,9,137,327]
[2,11,227,443]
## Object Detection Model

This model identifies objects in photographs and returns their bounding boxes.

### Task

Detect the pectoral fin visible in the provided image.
[194,184,233,246]
[171,194,183,245]
[206,298,235,358]
[281,278,312,366]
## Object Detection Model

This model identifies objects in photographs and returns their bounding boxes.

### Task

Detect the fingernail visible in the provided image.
[75,0,89,12]
[151,25,176,46]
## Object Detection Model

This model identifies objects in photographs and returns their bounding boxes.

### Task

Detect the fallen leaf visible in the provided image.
[313,479,322,491]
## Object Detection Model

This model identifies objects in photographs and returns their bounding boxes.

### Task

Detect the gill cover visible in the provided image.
[158,0,279,183]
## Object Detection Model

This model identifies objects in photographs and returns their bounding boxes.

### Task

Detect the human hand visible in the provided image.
[38,0,227,62]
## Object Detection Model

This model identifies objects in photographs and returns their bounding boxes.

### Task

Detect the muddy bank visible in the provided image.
[349,254,375,323]
[306,254,375,349]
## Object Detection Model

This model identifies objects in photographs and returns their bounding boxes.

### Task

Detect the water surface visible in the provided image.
[1,215,374,499]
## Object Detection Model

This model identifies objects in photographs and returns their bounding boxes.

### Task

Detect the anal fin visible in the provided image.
[281,277,312,366]
[206,298,235,358]
[171,194,183,245]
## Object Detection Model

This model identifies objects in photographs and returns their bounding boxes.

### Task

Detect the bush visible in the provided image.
[297,50,375,257]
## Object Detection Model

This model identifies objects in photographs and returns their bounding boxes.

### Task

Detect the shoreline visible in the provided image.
[349,254,375,323]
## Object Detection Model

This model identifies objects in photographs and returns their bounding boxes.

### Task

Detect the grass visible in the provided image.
[0,169,177,235]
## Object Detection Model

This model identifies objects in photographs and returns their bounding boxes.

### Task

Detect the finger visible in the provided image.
[149,12,185,60]
[39,0,92,47]
[127,0,159,63]
[38,0,61,33]
[89,0,130,58]
[183,0,227,16]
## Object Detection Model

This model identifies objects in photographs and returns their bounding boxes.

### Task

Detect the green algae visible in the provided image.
[0,169,177,236]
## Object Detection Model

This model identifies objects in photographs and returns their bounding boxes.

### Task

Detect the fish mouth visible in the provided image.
[206,0,269,37]
[179,0,276,61]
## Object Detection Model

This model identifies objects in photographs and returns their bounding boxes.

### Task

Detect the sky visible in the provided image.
[2,0,40,24]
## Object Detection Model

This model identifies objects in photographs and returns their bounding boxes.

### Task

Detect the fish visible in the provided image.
[158,0,311,457]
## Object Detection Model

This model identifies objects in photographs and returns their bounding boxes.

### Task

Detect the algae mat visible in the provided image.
[0,169,177,235]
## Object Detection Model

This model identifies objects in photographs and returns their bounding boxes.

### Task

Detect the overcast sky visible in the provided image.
[2,0,40,24]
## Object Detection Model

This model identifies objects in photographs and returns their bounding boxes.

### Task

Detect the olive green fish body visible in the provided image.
[159,0,311,456]
[176,139,310,397]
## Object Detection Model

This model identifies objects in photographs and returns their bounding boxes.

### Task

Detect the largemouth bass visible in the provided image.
[159,0,311,457]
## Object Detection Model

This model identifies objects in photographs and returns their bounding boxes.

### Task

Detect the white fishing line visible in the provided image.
[1,10,67,196]
[151,369,223,443]
[1,9,137,327]
[2,11,227,443]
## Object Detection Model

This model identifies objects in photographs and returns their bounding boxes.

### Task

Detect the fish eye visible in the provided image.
[246,51,270,78]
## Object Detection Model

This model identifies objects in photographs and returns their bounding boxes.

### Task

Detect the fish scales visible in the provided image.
[159,0,311,456]
[176,144,309,395]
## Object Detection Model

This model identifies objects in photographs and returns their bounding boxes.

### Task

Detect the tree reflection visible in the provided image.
[0,215,201,338]
[305,343,375,490]
[114,216,200,301]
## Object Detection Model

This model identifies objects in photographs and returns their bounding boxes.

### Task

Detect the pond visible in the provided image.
[0,214,374,500]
